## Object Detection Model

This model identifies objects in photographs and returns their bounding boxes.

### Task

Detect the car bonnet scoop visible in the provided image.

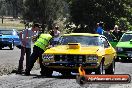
[68,43,81,49]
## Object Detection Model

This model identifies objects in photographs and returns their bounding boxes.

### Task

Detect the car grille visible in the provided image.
[54,55,86,62]
[3,38,9,41]
[123,48,132,52]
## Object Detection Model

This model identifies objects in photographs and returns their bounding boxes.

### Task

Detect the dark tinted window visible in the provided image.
[0,30,13,35]
[59,35,102,46]
[103,32,114,42]
[120,33,132,42]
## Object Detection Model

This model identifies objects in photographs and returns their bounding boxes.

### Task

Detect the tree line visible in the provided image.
[0,0,131,32]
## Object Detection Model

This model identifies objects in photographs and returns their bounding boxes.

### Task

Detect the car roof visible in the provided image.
[63,33,100,37]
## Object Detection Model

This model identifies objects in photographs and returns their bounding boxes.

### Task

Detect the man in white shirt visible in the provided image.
[16,23,40,74]
[52,26,60,46]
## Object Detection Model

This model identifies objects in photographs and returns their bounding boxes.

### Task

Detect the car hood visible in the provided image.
[0,35,13,38]
[116,42,132,48]
[45,45,101,55]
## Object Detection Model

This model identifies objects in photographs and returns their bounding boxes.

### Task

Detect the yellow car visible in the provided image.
[41,33,117,76]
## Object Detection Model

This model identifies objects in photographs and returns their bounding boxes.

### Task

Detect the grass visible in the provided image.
[0,18,25,30]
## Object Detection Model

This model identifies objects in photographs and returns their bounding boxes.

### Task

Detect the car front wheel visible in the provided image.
[105,59,115,74]
[9,42,14,50]
[95,61,104,74]
[61,71,71,77]
[40,67,53,77]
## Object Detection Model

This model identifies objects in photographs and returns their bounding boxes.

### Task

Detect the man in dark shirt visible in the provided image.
[112,25,123,41]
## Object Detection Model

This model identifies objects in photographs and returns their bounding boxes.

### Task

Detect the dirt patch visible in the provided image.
[0,63,40,76]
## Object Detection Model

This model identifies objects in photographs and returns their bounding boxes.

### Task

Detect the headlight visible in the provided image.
[42,54,54,60]
[86,55,98,61]
[78,56,83,62]
[127,53,132,57]
[117,47,123,52]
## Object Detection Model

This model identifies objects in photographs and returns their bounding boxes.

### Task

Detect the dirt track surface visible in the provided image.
[0,47,132,88]
[0,46,39,76]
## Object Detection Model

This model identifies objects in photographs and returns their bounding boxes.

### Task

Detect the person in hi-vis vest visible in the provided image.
[25,34,53,75]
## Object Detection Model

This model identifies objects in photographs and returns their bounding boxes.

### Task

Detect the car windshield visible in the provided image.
[120,33,132,42]
[0,30,13,35]
[59,35,102,46]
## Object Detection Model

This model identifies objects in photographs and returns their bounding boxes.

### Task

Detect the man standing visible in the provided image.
[16,23,40,74]
[96,22,104,35]
[25,34,53,75]
[52,26,60,46]
[112,25,123,41]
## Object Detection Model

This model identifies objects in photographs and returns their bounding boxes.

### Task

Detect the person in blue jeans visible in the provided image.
[96,22,104,35]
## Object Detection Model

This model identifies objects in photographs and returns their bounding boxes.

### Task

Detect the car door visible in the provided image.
[101,37,114,65]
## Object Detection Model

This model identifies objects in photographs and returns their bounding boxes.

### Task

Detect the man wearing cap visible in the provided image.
[16,23,40,74]
[25,33,53,75]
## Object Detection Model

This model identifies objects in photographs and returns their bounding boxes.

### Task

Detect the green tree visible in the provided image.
[23,0,66,31]
[69,0,131,33]
[5,0,24,18]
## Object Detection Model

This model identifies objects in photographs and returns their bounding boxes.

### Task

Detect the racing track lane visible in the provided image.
[0,62,131,88]
[0,47,132,88]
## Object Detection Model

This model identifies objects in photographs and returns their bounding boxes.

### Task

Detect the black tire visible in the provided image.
[105,59,115,74]
[61,71,71,77]
[95,61,103,74]
[85,70,92,74]
[9,42,14,50]
[76,75,87,85]
[40,67,53,77]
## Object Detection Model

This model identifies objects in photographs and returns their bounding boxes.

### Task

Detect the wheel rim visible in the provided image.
[11,43,13,48]
[100,62,103,74]
[112,60,115,73]
[10,42,14,49]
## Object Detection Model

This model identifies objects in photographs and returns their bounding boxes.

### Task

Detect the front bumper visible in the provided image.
[43,61,99,70]
[117,51,132,59]
[0,41,12,47]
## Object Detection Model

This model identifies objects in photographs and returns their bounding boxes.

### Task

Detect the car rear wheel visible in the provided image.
[105,59,115,74]
[95,61,104,74]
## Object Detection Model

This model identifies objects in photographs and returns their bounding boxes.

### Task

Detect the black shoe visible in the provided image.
[16,71,22,74]
[24,72,31,76]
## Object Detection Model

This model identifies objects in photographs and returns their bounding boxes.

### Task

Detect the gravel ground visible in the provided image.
[1,46,132,88]
[0,46,40,76]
